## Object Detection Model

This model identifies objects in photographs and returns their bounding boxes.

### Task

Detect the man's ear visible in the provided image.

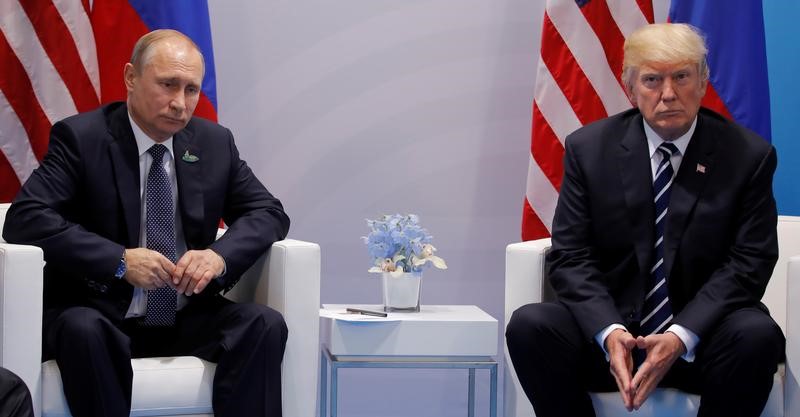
[123,63,136,93]
[699,77,708,99]
[625,84,637,107]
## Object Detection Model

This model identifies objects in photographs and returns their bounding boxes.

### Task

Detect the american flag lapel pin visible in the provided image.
[696,163,706,174]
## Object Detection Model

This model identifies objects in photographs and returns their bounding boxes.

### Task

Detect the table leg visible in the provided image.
[320,351,328,417]
[489,363,498,417]
[468,368,475,417]
[331,362,339,417]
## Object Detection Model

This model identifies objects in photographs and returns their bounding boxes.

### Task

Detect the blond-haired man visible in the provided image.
[507,23,783,417]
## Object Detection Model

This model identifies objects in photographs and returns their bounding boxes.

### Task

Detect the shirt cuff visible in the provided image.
[666,324,700,362]
[595,323,627,361]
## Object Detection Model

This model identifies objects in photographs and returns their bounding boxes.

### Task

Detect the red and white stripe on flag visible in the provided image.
[0,0,99,202]
[522,0,654,241]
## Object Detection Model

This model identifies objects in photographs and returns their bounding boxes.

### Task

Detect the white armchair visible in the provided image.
[0,203,321,417]
[504,215,800,417]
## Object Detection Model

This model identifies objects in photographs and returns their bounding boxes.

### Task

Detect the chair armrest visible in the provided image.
[222,237,321,417]
[0,243,44,417]
[504,239,551,327]
[786,255,800,416]
[503,238,550,417]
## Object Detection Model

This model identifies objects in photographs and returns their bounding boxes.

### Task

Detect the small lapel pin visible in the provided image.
[696,163,706,174]
[181,150,199,163]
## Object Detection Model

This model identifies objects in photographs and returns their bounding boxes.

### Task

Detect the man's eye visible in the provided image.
[642,75,661,87]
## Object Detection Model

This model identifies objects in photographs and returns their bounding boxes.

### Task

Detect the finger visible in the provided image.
[635,335,649,349]
[633,372,658,409]
[630,360,649,391]
[175,273,192,294]
[184,270,213,296]
[609,358,633,410]
[173,253,192,285]
[609,367,632,410]
[621,334,637,350]
[183,261,208,295]
[192,270,215,294]
[154,250,176,268]
[183,275,202,296]
[158,264,176,288]
[184,269,211,296]
[184,259,201,283]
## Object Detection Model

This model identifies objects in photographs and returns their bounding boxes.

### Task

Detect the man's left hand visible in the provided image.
[630,332,685,409]
[172,249,225,295]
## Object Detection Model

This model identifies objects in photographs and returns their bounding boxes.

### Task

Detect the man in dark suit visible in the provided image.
[3,29,290,417]
[506,23,784,417]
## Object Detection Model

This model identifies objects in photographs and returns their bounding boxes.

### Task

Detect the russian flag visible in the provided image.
[669,1,771,141]
[91,0,218,121]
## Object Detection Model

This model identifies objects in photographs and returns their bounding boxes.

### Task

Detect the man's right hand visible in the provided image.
[122,248,176,289]
[606,328,637,411]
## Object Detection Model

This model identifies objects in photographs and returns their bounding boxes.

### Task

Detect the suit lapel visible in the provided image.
[107,105,141,247]
[173,125,204,247]
[663,113,716,279]
[616,113,656,278]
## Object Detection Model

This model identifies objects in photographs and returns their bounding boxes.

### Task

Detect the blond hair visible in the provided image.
[129,29,205,74]
[622,23,708,89]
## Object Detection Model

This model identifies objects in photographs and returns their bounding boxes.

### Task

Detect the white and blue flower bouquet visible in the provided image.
[363,213,447,277]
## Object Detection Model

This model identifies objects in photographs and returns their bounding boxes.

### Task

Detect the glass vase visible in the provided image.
[381,271,421,312]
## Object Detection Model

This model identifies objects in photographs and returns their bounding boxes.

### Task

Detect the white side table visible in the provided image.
[319,304,499,417]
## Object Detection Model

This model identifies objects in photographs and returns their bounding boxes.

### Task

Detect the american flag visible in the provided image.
[0,0,218,203]
[0,0,99,202]
[522,0,655,240]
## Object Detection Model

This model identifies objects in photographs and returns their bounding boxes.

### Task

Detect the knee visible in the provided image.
[238,304,287,338]
[52,307,111,341]
[730,316,784,360]
[506,303,556,346]
[711,311,785,366]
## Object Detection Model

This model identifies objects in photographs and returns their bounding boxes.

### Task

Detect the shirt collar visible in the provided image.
[127,111,174,159]
[643,116,696,159]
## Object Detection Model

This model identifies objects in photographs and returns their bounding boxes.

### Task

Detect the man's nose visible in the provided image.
[169,92,186,112]
[660,78,676,101]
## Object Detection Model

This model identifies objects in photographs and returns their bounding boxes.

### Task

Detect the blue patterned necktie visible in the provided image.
[142,144,177,327]
[640,142,679,336]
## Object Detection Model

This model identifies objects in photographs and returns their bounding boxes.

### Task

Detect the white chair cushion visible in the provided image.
[590,367,784,417]
[42,356,215,417]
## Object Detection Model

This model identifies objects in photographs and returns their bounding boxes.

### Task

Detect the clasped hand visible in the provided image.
[122,248,225,295]
[606,329,685,411]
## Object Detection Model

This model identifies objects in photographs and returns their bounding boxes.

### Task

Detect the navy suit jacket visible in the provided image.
[3,102,290,321]
[546,107,778,342]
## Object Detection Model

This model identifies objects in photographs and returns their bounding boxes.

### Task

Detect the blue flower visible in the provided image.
[364,214,447,275]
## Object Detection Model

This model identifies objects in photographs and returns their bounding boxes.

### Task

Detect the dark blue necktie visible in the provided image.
[142,144,177,327]
[640,142,679,336]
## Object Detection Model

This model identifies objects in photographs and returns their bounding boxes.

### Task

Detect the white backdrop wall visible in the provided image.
[207,1,668,416]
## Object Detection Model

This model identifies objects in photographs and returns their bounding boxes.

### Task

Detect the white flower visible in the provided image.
[410,244,447,269]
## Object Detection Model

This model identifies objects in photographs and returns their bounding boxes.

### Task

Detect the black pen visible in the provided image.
[346,307,388,317]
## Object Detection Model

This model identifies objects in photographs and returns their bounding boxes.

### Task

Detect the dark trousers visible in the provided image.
[0,367,34,417]
[505,302,784,417]
[43,296,288,417]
